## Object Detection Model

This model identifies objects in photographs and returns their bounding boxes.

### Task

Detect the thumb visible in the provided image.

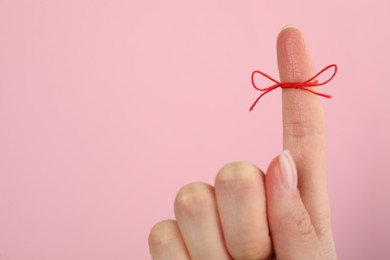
[265,150,324,259]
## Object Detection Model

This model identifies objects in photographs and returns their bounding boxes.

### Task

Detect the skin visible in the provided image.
[148,26,337,260]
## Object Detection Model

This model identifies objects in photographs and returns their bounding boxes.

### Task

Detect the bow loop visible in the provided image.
[249,64,337,111]
[251,70,281,91]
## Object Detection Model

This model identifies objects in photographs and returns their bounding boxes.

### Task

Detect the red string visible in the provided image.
[249,64,338,111]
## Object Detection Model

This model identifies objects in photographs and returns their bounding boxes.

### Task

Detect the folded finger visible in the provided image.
[148,220,190,260]
[215,162,273,260]
[174,183,231,259]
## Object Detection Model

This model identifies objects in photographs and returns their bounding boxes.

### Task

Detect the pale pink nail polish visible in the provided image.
[279,150,298,190]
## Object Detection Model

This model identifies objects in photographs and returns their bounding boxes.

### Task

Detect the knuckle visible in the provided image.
[289,208,316,238]
[306,202,332,238]
[284,119,326,139]
[229,239,272,260]
[315,207,332,238]
[148,220,178,249]
[174,182,213,218]
[216,161,261,188]
[315,218,331,238]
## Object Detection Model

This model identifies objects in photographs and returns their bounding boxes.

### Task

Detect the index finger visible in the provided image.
[277,26,333,238]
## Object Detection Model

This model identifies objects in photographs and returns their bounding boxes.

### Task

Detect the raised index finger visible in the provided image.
[277,26,333,238]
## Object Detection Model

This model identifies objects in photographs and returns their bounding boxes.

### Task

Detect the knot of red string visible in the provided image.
[249,64,338,111]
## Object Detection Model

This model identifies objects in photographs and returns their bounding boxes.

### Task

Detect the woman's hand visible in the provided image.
[148,26,337,260]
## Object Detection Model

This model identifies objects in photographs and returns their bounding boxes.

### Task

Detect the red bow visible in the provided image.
[249,64,338,111]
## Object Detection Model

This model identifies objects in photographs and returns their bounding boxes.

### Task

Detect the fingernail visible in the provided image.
[279,150,298,190]
[281,24,299,31]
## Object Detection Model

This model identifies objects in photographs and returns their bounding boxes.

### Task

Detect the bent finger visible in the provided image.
[148,220,190,260]
[215,162,272,260]
[174,183,231,259]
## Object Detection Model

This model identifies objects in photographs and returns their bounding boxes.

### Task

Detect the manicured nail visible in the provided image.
[279,150,298,190]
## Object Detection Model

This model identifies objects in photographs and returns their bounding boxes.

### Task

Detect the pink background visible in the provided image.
[1,1,389,259]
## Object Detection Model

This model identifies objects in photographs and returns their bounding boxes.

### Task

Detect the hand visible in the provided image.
[148,26,337,260]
